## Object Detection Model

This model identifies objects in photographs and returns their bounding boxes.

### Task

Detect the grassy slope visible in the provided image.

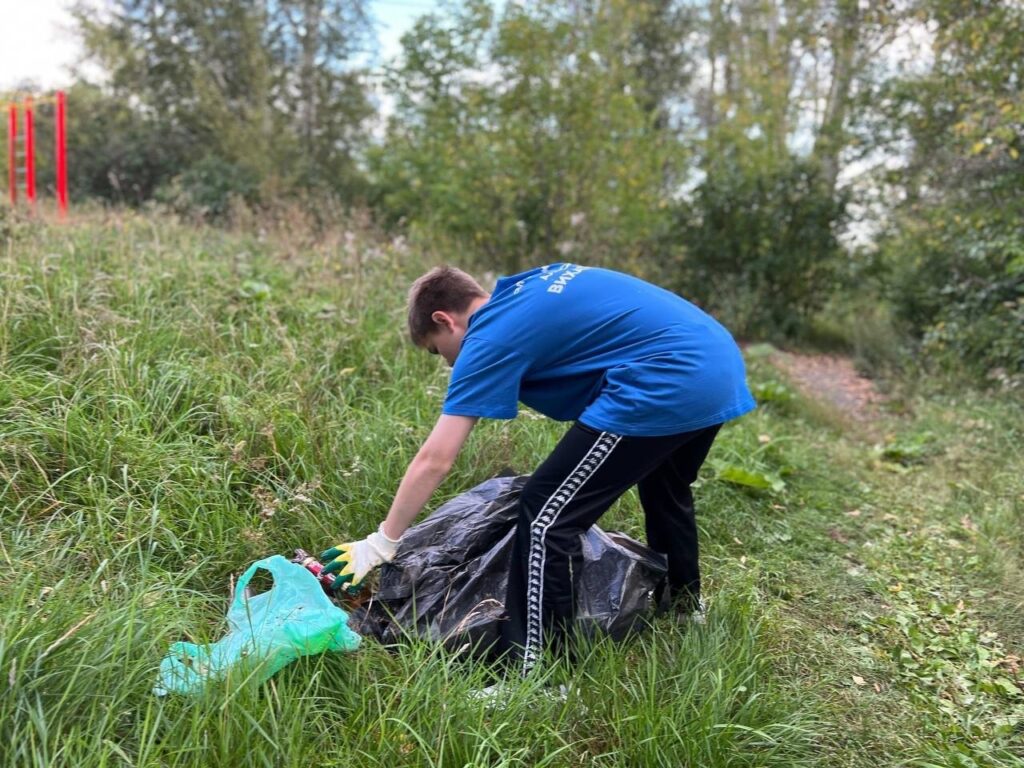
[1,214,1021,767]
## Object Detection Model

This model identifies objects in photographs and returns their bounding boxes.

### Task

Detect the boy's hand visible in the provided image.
[320,524,401,588]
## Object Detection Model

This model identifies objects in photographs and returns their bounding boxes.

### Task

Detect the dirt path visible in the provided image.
[768,350,888,427]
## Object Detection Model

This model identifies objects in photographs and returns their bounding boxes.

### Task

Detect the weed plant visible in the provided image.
[1,213,1021,767]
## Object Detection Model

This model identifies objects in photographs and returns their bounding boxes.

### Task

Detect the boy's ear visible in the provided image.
[430,310,455,331]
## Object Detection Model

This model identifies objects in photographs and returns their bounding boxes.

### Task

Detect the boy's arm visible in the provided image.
[321,414,477,586]
[381,413,478,539]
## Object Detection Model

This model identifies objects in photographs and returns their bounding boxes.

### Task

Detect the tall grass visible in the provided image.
[1,212,1021,767]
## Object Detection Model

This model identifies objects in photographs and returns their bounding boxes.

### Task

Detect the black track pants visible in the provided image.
[499,421,721,676]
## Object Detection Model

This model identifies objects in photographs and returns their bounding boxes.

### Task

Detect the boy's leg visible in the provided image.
[637,424,722,614]
[500,423,687,676]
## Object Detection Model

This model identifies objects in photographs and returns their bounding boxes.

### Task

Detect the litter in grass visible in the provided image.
[348,475,668,655]
[154,555,360,696]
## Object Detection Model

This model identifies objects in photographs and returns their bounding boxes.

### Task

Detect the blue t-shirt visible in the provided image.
[441,264,755,437]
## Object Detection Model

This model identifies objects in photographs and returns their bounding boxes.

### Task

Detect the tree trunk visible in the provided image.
[300,0,321,152]
[814,0,859,193]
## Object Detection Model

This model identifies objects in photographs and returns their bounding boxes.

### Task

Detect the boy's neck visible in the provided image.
[466,295,490,319]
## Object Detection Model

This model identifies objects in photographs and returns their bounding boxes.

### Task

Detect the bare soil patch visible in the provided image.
[769,350,888,425]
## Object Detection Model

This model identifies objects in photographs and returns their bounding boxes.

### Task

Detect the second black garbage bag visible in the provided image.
[349,475,668,656]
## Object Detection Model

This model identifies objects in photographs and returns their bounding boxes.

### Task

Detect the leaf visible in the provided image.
[852,675,867,687]
[239,280,271,300]
[879,432,938,465]
[993,677,1022,697]
[716,465,785,493]
[752,381,793,404]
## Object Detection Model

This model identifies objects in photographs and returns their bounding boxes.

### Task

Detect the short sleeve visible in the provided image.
[442,338,528,419]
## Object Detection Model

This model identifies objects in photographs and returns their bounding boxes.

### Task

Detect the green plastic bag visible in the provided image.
[154,555,361,696]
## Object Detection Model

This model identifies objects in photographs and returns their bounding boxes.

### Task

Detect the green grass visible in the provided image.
[1,212,1022,767]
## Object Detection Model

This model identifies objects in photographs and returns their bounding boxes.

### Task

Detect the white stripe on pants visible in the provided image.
[522,431,621,675]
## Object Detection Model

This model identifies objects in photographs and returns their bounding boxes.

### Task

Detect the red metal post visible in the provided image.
[24,97,36,206]
[56,91,68,217]
[7,104,15,204]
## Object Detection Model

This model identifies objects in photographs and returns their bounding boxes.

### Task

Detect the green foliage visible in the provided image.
[877,430,940,467]
[678,156,847,338]
[874,0,1024,382]
[884,208,1024,381]
[20,0,1020,367]
[850,496,1024,764]
[370,0,679,273]
[52,0,891,351]
[0,204,34,243]
[803,294,912,381]
[713,463,787,493]
[627,0,696,125]
[71,0,373,214]
[61,82,191,203]
[155,156,262,220]
[751,379,795,406]
[2,216,1023,766]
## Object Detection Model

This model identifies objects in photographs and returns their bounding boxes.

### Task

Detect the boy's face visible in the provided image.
[423,329,462,367]
[419,297,488,368]
[422,313,465,367]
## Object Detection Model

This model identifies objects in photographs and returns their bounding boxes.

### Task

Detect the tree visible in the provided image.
[875,0,1024,379]
[371,0,680,273]
[269,0,375,190]
[628,0,698,131]
[686,0,910,193]
[660,0,891,334]
[680,156,847,337]
[72,0,373,210]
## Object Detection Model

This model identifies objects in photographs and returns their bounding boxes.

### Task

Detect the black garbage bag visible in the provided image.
[349,476,668,656]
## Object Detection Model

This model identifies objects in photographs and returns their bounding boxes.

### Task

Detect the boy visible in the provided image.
[321,263,755,675]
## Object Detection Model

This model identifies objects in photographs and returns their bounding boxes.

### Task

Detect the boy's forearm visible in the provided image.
[380,453,451,540]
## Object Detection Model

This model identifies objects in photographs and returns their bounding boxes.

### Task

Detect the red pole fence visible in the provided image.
[6,94,68,214]
[56,91,67,217]
[24,97,36,206]
[7,104,15,205]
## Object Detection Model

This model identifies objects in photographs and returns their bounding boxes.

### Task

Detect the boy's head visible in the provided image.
[407,266,489,364]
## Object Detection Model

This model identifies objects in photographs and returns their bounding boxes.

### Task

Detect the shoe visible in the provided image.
[655,586,708,626]
[655,584,706,620]
[467,682,514,707]
[681,598,708,626]
[467,681,570,709]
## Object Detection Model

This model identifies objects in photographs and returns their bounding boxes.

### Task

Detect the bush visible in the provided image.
[63,83,193,204]
[156,157,262,221]
[676,157,847,340]
[884,207,1024,383]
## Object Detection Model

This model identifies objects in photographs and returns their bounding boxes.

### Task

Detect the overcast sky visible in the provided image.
[0,0,437,92]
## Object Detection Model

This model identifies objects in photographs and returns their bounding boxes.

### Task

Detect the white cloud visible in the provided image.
[0,0,80,91]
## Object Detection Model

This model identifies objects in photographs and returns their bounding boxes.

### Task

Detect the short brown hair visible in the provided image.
[407,266,488,344]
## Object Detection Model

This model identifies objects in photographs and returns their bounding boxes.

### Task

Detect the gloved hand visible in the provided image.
[320,524,401,589]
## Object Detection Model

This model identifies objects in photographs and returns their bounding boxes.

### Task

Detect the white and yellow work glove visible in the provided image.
[320,524,400,589]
